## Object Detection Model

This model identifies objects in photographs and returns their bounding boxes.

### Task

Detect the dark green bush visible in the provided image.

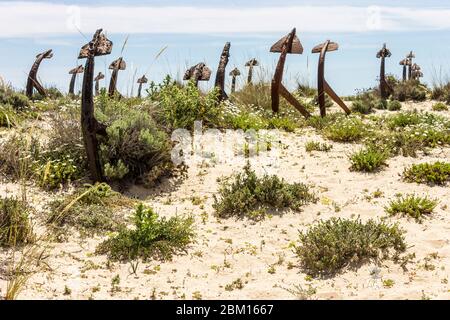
[213,164,317,220]
[402,162,450,185]
[0,197,34,247]
[96,203,195,261]
[294,218,407,276]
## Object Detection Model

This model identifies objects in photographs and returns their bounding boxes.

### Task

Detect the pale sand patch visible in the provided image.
[0,102,449,300]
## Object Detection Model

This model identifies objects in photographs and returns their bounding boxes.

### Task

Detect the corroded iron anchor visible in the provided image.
[68,65,84,96]
[312,40,351,117]
[137,75,148,98]
[183,63,212,87]
[245,58,259,85]
[79,29,113,182]
[26,49,53,99]
[376,43,393,99]
[229,68,241,94]
[270,28,310,118]
[94,72,105,96]
[108,57,126,97]
[214,42,231,101]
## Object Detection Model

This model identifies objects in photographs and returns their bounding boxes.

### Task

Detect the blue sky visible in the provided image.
[1,1,450,96]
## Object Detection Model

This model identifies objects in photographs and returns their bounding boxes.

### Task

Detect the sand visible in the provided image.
[0,101,449,300]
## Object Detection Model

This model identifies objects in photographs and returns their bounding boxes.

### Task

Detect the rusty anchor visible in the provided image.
[78,29,113,182]
[108,57,126,97]
[214,42,231,101]
[229,68,241,94]
[411,63,423,81]
[68,65,84,96]
[245,58,259,85]
[406,51,415,80]
[312,40,351,117]
[183,63,212,87]
[399,58,410,82]
[376,43,393,99]
[270,28,310,118]
[137,75,148,98]
[94,72,105,96]
[26,49,53,99]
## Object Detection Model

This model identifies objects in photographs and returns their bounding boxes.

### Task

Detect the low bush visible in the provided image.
[349,147,388,172]
[392,80,427,102]
[96,203,195,261]
[305,141,333,152]
[324,116,366,142]
[402,162,450,185]
[213,163,317,220]
[96,93,173,184]
[385,194,438,222]
[387,100,402,111]
[148,76,222,130]
[432,102,448,111]
[0,86,29,110]
[0,197,34,247]
[294,218,407,276]
[47,183,132,238]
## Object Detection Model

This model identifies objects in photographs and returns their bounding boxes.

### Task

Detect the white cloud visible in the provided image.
[1,2,450,38]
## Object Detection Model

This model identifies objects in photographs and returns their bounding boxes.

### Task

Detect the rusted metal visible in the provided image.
[270,28,310,118]
[406,51,415,80]
[108,57,126,97]
[312,40,350,117]
[94,72,105,96]
[376,43,393,99]
[184,63,211,87]
[411,63,423,81]
[68,65,84,96]
[214,42,231,101]
[26,49,53,99]
[399,58,411,81]
[229,67,241,93]
[78,29,113,182]
[245,58,259,85]
[137,75,148,98]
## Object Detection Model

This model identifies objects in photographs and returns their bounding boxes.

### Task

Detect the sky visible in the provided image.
[1,1,450,96]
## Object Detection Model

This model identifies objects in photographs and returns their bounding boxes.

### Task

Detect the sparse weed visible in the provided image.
[385,194,438,222]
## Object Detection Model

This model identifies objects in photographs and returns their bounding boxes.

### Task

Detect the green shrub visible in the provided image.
[431,83,450,103]
[0,106,19,128]
[294,218,407,276]
[375,99,388,110]
[432,102,448,111]
[324,116,365,142]
[402,162,450,185]
[385,194,438,222]
[387,100,402,111]
[213,163,317,220]
[36,155,82,190]
[148,76,222,130]
[349,147,388,172]
[305,141,333,152]
[47,183,132,237]
[0,86,29,110]
[392,80,427,102]
[351,100,373,115]
[96,203,195,261]
[95,94,172,183]
[32,86,63,101]
[0,197,34,247]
